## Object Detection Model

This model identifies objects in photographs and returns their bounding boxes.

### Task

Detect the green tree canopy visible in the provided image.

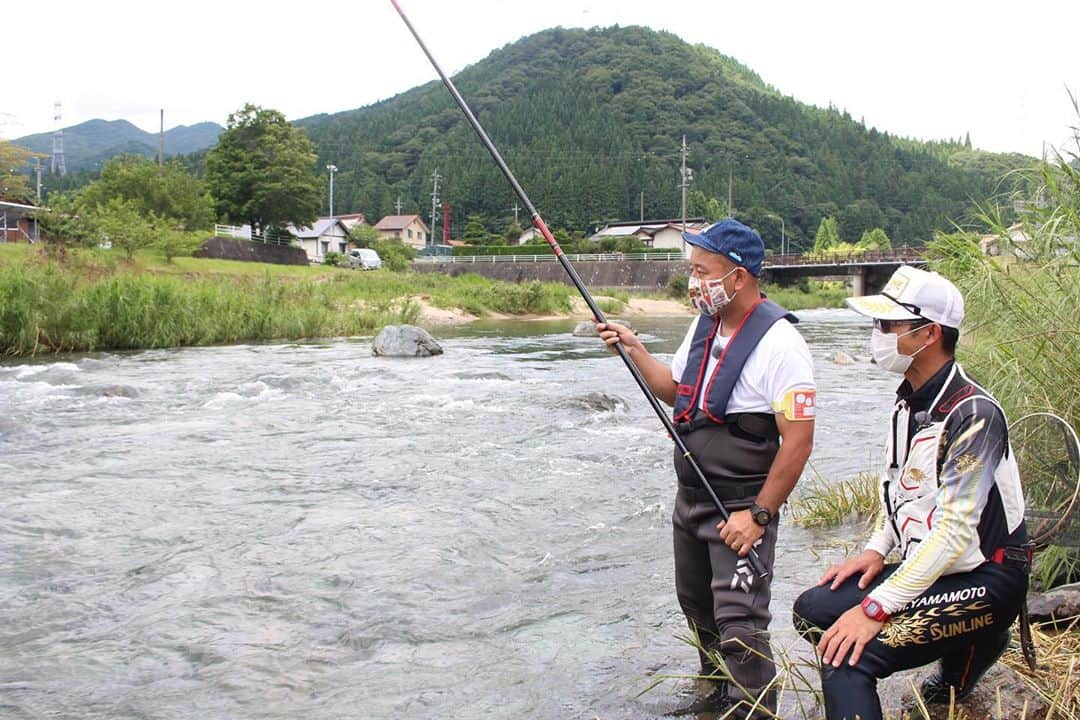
[812,216,842,253]
[687,189,725,222]
[348,224,381,248]
[461,214,491,244]
[76,155,214,230]
[0,141,37,202]
[90,197,161,260]
[858,227,892,251]
[206,104,322,236]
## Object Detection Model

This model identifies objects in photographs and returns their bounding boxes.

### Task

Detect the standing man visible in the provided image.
[598,218,815,718]
[793,266,1029,720]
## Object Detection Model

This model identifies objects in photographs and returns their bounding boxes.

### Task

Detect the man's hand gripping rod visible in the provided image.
[389,0,767,578]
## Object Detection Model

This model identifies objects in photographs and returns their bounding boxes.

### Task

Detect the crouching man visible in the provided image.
[793,266,1029,720]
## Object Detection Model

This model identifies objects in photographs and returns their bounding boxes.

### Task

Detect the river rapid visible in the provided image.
[1,309,902,719]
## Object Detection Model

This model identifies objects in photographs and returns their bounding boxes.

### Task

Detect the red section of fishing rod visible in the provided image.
[390,0,766,577]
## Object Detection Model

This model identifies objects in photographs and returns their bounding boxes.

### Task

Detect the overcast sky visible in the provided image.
[6,1,1077,158]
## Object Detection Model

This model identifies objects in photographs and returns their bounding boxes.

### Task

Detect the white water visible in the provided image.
[1,310,903,719]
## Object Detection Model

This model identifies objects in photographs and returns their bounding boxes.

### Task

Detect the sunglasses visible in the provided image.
[874,318,931,333]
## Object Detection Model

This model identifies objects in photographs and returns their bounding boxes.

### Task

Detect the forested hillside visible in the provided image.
[297,25,1033,249]
[15,119,222,173]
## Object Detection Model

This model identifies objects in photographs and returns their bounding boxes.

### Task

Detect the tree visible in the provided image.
[858,227,892,251]
[348,224,381,248]
[370,238,415,271]
[812,216,842,253]
[687,189,725,222]
[76,155,214,230]
[205,104,322,236]
[0,141,37,202]
[462,214,490,245]
[90,197,159,260]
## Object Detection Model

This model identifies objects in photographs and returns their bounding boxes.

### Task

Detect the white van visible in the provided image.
[348,248,382,270]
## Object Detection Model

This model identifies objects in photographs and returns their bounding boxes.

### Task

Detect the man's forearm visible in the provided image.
[755,428,812,512]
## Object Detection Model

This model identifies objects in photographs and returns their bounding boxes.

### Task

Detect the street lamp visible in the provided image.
[326,164,337,218]
[766,213,786,255]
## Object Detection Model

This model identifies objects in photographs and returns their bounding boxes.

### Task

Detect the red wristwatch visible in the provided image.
[860,596,891,622]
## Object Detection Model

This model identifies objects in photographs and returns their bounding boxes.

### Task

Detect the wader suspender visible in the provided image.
[673,299,796,424]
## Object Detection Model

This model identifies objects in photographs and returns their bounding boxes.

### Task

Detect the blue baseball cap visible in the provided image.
[682,218,765,276]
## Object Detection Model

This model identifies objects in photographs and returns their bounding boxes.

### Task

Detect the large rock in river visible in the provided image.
[573,319,634,337]
[372,325,444,357]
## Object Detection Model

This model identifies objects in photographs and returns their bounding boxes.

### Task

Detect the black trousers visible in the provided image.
[793,561,1027,720]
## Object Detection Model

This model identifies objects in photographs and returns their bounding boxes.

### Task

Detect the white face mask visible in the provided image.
[871,326,928,374]
[688,268,738,316]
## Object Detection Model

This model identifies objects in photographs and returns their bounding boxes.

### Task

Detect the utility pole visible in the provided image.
[326,164,337,218]
[511,201,520,226]
[727,170,734,216]
[429,169,441,246]
[640,191,644,222]
[158,109,165,176]
[679,135,693,254]
[395,196,403,214]
[33,158,43,201]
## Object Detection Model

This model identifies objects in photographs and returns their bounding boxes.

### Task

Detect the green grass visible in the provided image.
[0,247,577,356]
[762,280,850,311]
[789,471,880,529]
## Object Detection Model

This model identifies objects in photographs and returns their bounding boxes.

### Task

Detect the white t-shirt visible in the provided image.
[670,314,816,416]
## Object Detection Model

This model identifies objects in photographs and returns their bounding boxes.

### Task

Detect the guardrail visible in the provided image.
[213,224,293,247]
[414,251,687,263]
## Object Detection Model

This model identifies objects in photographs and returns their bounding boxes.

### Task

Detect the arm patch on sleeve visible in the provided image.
[777,388,816,421]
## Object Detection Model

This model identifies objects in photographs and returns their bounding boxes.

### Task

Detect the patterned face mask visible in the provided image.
[688,268,738,316]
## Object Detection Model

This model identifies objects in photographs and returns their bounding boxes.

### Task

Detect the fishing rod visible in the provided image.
[389,0,767,578]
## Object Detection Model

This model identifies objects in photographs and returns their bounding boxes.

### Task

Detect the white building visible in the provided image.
[288,218,350,263]
[589,218,710,254]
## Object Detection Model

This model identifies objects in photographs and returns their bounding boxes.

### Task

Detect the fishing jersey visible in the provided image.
[864,361,1027,614]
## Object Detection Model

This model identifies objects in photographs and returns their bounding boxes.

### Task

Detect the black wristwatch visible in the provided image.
[749,503,773,526]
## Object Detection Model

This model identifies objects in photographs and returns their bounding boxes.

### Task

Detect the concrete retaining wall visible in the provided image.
[195,237,310,266]
[410,260,687,291]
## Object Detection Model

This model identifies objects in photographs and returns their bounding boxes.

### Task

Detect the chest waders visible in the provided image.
[670,300,794,719]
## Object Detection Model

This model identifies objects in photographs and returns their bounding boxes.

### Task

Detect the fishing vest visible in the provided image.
[880,362,1027,571]
[672,299,797,424]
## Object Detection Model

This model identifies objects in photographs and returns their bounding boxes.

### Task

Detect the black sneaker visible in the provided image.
[666,686,734,716]
[920,630,1010,703]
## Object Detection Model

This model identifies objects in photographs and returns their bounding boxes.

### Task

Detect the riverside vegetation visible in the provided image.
[0,241,854,357]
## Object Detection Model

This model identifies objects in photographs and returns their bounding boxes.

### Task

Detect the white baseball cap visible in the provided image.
[846,265,964,329]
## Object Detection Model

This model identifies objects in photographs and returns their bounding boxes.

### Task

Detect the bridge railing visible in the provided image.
[411,247,925,267]
[764,247,925,268]
[413,251,687,264]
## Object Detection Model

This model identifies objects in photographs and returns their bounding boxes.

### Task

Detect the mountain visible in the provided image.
[14,119,222,172]
[295,25,1035,247]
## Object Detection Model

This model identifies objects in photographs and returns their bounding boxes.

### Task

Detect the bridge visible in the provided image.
[411,247,927,295]
[760,247,928,295]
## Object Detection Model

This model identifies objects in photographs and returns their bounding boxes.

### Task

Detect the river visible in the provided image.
[1,308,902,719]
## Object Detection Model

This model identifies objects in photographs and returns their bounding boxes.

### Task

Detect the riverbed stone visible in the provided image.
[372,325,444,357]
[900,663,1048,720]
[557,392,628,413]
[572,321,597,337]
[1027,582,1080,622]
[573,318,634,336]
[830,351,856,365]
